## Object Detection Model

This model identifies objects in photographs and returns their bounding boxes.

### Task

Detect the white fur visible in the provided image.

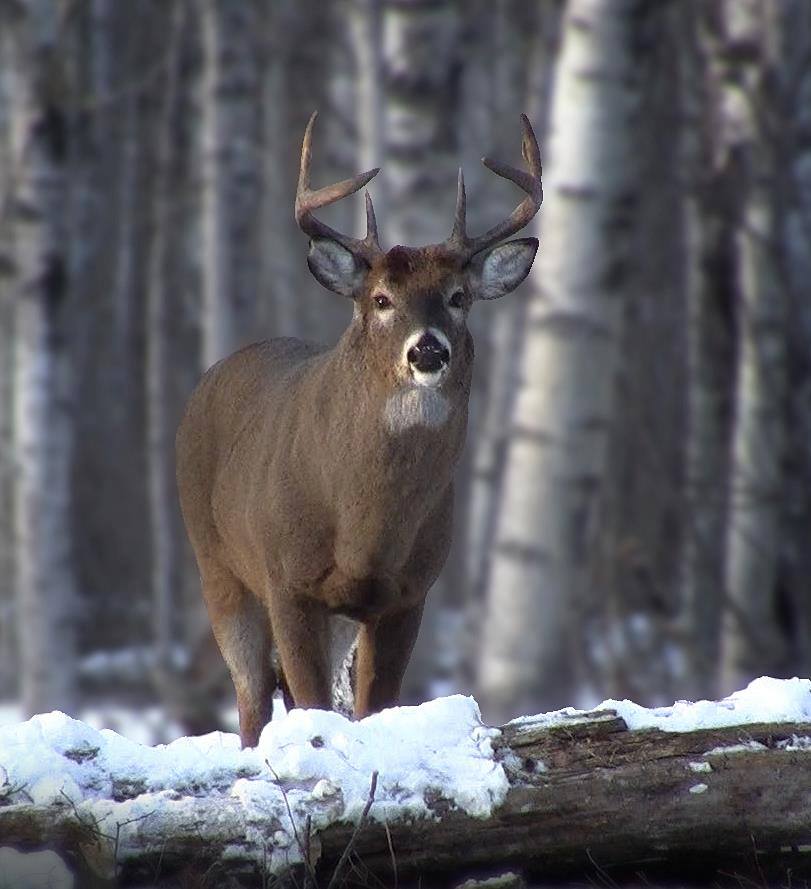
[383,387,451,433]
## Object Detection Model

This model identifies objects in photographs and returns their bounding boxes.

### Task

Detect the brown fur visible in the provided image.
[176,248,474,747]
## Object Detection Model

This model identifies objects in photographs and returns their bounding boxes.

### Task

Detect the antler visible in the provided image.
[295,111,383,265]
[445,114,543,261]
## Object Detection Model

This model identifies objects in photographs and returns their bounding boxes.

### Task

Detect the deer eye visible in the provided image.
[449,290,465,309]
[373,293,392,310]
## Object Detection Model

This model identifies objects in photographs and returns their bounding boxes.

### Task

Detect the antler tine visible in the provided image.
[448,167,466,248]
[445,114,543,261]
[295,111,383,262]
[364,191,378,244]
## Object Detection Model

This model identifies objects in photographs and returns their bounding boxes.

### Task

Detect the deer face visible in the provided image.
[307,239,538,395]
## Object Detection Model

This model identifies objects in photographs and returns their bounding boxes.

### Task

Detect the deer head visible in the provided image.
[295,113,543,423]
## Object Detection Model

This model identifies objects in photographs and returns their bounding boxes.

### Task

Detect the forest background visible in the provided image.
[1,0,810,740]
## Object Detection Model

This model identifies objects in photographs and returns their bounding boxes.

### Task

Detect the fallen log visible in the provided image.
[322,710,811,886]
[2,704,811,887]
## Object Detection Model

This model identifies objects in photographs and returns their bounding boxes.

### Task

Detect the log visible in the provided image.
[2,710,811,887]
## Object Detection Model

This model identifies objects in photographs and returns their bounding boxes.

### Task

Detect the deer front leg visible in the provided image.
[266,592,332,711]
[354,602,425,719]
[201,563,276,749]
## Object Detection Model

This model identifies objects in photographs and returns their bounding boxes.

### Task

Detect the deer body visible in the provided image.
[177,115,542,747]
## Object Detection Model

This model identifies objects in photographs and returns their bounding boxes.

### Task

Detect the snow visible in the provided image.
[599,677,811,731]
[0,695,505,873]
[510,677,811,734]
[2,677,811,879]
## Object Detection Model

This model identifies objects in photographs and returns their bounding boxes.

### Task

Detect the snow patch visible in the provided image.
[0,696,506,872]
[778,735,811,752]
[688,783,708,794]
[600,677,811,732]
[688,761,712,773]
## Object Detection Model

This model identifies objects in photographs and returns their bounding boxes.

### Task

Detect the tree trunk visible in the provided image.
[717,0,788,692]
[8,0,78,716]
[382,0,460,247]
[3,712,811,887]
[258,0,298,338]
[676,3,733,700]
[463,0,561,689]
[478,0,648,722]
[145,1,185,680]
[0,17,17,697]
[781,0,811,677]
[199,0,262,369]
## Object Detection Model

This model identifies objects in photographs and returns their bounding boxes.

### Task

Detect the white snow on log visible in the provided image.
[508,677,811,734]
[0,695,506,871]
[599,677,811,731]
[2,678,811,875]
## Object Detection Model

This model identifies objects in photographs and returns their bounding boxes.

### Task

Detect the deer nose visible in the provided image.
[407,332,450,373]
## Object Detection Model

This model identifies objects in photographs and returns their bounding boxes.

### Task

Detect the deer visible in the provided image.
[175,113,543,748]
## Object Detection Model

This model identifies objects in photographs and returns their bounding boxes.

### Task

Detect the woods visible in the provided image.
[1,0,811,731]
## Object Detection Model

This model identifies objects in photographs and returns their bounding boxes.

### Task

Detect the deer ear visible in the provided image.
[307,238,366,297]
[469,237,538,300]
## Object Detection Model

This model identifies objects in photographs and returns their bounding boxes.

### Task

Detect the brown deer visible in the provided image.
[176,113,542,748]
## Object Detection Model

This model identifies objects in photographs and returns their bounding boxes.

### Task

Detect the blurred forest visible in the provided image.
[1,0,810,738]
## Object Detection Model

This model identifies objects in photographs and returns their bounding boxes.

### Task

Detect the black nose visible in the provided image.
[407,333,450,373]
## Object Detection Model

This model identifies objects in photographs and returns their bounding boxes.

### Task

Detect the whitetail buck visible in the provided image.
[176,113,542,748]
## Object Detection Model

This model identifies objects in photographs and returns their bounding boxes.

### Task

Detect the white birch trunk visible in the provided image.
[259,0,297,338]
[478,0,643,722]
[718,0,787,692]
[9,0,78,716]
[146,4,185,678]
[199,0,261,369]
[350,0,385,232]
[0,23,15,695]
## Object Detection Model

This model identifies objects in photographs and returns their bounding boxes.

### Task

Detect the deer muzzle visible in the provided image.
[405,329,451,387]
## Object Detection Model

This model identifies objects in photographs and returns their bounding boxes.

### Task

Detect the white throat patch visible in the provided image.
[383,387,450,434]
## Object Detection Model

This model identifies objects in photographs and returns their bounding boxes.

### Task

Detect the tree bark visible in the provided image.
[3,712,811,887]
[145,1,185,680]
[0,16,17,698]
[716,0,788,693]
[478,0,648,722]
[676,3,733,700]
[199,0,262,369]
[8,0,79,717]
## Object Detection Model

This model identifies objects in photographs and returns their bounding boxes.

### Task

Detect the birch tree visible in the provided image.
[199,0,262,369]
[676,3,733,699]
[478,0,649,721]
[146,1,185,681]
[259,0,297,337]
[717,0,788,692]
[0,19,16,696]
[8,0,78,716]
